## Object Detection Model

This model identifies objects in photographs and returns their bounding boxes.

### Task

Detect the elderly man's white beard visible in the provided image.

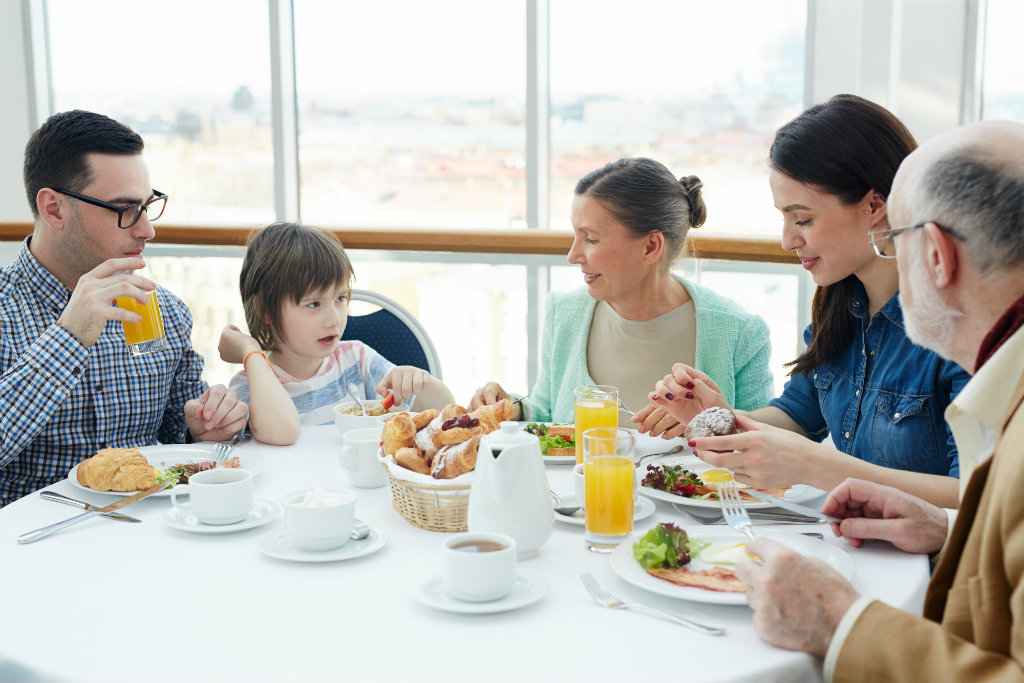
[899,239,961,359]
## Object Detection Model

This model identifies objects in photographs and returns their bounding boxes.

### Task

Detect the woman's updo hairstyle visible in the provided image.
[574,157,706,263]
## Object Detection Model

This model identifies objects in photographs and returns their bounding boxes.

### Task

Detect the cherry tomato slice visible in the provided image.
[381,393,395,410]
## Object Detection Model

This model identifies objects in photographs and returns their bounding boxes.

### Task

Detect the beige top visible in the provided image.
[586,300,696,426]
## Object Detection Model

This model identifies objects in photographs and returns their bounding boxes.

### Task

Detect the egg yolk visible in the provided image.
[701,469,733,483]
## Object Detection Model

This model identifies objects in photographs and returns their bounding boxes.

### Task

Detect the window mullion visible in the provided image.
[269,0,301,222]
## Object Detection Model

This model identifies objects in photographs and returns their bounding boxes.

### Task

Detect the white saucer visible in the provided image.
[552,494,656,526]
[416,571,547,614]
[257,527,387,563]
[164,499,280,533]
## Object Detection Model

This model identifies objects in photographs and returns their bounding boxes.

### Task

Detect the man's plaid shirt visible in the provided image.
[0,239,208,507]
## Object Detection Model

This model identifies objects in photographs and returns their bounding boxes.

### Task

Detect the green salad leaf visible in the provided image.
[632,522,711,571]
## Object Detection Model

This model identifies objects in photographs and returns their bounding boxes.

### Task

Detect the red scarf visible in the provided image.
[975,292,1024,371]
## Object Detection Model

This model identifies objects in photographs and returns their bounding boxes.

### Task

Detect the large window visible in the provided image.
[549,0,805,237]
[981,0,1024,121]
[47,0,275,226]
[294,1,527,229]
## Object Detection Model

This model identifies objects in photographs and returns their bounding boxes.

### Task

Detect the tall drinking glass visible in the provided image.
[116,270,167,356]
[582,426,635,553]
[574,385,618,465]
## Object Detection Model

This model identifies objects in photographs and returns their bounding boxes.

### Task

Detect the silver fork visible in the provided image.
[719,481,756,542]
[617,398,636,416]
[212,442,233,464]
[579,573,725,636]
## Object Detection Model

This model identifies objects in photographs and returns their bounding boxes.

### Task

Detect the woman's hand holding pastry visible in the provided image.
[377,366,429,406]
[693,415,813,489]
[218,324,261,364]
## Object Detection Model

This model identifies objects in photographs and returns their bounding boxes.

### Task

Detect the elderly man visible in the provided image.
[0,110,247,507]
[736,119,1024,682]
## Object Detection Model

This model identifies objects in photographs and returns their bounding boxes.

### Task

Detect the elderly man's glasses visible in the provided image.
[869,221,967,258]
[53,188,168,229]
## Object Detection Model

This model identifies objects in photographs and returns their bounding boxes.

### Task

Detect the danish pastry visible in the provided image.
[684,407,737,439]
[431,435,483,479]
[76,447,157,492]
[394,447,431,475]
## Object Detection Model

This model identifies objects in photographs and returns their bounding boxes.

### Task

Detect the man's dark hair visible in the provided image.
[23,110,145,218]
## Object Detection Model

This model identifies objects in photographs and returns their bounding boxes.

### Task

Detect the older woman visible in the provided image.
[645,95,970,508]
[469,157,773,425]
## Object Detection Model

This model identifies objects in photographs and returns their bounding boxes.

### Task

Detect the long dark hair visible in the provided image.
[772,95,917,376]
[575,157,707,263]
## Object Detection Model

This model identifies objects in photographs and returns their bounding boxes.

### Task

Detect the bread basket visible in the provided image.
[379,460,471,532]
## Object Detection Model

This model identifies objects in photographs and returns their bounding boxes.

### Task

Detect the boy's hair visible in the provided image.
[240,223,354,350]
[23,110,145,218]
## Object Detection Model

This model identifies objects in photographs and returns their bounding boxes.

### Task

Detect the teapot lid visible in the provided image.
[485,421,538,450]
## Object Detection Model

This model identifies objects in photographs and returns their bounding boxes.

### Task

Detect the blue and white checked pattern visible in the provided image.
[230,340,394,426]
[0,240,209,507]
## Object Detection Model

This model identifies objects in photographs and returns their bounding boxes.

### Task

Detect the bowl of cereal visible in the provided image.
[333,399,410,434]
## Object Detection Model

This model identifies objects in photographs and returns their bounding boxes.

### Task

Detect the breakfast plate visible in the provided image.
[609,527,854,606]
[543,454,577,465]
[416,571,547,614]
[67,445,265,498]
[637,460,825,510]
[552,494,656,526]
[164,499,280,534]
[257,526,388,563]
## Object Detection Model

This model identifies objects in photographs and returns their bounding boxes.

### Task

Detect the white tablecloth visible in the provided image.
[0,426,929,683]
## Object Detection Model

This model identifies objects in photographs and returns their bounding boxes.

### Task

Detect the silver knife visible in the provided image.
[39,491,141,523]
[18,481,170,544]
[745,489,841,522]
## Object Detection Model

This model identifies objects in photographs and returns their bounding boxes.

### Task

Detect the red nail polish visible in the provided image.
[687,440,696,448]
[685,391,694,399]
[686,381,695,389]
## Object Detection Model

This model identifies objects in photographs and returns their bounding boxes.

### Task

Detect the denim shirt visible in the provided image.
[770,282,970,477]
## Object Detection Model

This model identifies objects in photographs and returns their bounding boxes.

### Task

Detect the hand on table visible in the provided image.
[58,257,154,348]
[185,385,248,442]
[822,478,949,554]
[468,381,523,420]
[734,538,860,657]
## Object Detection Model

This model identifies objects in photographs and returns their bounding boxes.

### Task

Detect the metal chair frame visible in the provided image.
[345,289,443,379]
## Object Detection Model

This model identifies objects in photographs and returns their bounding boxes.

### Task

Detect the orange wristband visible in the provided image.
[243,349,271,370]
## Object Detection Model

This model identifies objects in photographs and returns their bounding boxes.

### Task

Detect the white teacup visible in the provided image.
[573,463,586,509]
[340,427,387,488]
[284,488,357,551]
[171,468,254,525]
[441,532,517,602]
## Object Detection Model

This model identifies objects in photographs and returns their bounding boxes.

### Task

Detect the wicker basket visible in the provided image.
[381,462,471,532]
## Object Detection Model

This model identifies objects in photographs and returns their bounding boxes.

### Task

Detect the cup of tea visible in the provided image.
[170,467,254,525]
[284,488,357,551]
[441,532,517,602]
[340,427,387,488]
[115,267,167,356]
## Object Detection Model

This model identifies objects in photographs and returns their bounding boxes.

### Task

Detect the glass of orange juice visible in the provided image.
[574,385,618,464]
[582,426,635,553]
[116,271,167,356]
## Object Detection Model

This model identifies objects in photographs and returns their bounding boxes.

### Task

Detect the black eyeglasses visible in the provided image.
[868,221,967,258]
[53,188,168,229]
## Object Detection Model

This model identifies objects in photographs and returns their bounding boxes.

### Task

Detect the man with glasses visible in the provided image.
[0,110,247,507]
[735,119,1024,682]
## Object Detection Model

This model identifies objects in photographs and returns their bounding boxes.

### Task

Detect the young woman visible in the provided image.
[470,157,774,426]
[644,95,970,508]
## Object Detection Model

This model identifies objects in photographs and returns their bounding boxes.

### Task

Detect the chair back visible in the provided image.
[341,290,443,379]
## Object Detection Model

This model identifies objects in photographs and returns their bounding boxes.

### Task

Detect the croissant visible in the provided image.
[382,413,417,456]
[394,447,431,475]
[431,435,482,479]
[412,409,439,430]
[470,399,516,432]
[414,412,446,459]
[77,448,157,492]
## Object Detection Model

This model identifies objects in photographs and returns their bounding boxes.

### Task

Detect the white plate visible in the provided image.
[67,445,266,498]
[610,527,854,606]
[164,499,280,534]
[543,454,577,465]
[257,527,387,563]
[637,460,824,510]
[416,571,547,614]
[552,494,656,526]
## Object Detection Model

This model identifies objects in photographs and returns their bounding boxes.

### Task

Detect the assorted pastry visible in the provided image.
[381,400,517,479]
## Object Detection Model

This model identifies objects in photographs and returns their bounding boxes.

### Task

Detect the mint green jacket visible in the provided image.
[521,276,774,423]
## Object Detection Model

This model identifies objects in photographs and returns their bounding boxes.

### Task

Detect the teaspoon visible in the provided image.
[345,382,368,415]
[350,519,370,540]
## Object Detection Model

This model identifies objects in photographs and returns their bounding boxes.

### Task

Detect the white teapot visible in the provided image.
[468,421,553,559]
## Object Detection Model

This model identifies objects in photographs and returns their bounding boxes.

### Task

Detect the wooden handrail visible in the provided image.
[0,221,798,264]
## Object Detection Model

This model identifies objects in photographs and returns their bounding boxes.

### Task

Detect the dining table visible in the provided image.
[0,424,930,683]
